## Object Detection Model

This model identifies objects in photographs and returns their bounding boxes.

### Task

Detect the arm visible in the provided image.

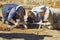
[7,8,16,25]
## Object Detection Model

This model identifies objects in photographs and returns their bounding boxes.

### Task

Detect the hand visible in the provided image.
[23,25,28,29]
[41,23,46,26]
[15,23,19,27]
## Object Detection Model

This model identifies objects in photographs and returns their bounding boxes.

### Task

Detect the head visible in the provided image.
[38,5,47,16]
[28,11,35,18]
[16,6,25,18]
[39,11,46,16]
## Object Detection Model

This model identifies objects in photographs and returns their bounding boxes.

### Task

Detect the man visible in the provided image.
[27,5,46,29]
[2,4,27,29]
[27,5,53,29]
[27,11,35,23]
[29,5,60,29]
[27,5,47,24]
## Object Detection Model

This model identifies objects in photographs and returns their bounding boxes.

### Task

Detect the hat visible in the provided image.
[37,5,47,13]
[16,5,22,10]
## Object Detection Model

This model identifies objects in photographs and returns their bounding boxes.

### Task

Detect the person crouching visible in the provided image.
[2,4,27,29]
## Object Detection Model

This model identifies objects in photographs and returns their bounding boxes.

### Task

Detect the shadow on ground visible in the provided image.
[0,33,52,40]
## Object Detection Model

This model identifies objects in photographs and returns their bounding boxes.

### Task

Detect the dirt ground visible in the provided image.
[0,21,60,40]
